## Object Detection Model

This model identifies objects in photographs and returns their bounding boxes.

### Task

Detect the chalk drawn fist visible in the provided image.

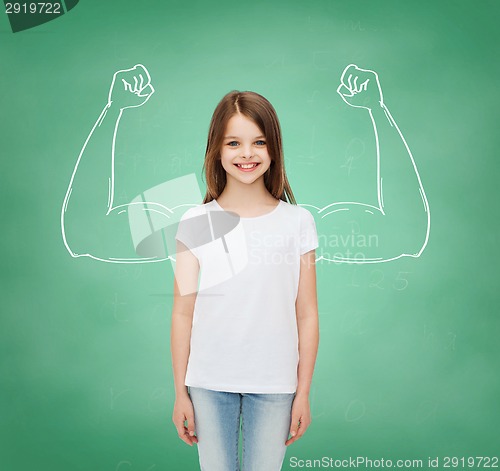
[337,64,384,110]
[108,64,155,110]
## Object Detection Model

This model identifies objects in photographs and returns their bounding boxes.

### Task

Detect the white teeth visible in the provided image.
[237,164,258,169]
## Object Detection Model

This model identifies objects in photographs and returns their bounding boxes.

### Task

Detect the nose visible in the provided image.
[241,143,254,158]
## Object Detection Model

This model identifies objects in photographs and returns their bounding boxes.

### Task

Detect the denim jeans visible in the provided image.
[188,386,296,471]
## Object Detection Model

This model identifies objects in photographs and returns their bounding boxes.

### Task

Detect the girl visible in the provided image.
[171,90,319,471]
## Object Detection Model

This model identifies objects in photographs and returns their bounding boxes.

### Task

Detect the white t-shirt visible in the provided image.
[174,198,319,393]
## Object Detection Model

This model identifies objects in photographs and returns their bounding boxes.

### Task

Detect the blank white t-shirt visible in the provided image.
[175,198,319,393]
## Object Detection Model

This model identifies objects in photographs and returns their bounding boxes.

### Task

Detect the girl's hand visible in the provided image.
[285,394,312,446]
[172,393,198,446]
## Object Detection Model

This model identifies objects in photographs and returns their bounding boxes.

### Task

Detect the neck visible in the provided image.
[218,176,273,207]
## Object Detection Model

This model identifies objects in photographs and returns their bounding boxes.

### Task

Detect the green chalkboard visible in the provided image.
[2,0,499,470]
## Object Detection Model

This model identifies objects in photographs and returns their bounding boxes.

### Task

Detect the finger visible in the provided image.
[186,414,196,439]
[183,425,198,445]
[285,432,300,446]
[133,76,138,93]
[360,79,369,91]
[337,83,354,98]
[133,64,152,86]
[289,416,300,439]
[286,430,304,445]
[174,422,191,446]
[178,423,198,446]
[296,422,307,438]
[339,63,357,86]
[181,428,196,446]
[121,78,132,92]
[347,74,353,91]
[138,73,144,91]
[353,75,359,92]
[137,83,154,98]
[286,421,309,445]
[173,413,197,446]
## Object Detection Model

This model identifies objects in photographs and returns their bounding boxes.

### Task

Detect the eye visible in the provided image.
[227,141,239,147]
[256,140,266,146]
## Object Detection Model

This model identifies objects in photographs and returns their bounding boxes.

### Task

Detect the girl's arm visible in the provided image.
[286,249,319,446]
[171,241,199,446]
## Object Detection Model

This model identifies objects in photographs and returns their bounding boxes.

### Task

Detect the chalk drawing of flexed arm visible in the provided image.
[61,64,201,263]
[313,64,430,263]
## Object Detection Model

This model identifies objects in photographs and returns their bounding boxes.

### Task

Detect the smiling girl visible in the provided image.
[171,90,319,471]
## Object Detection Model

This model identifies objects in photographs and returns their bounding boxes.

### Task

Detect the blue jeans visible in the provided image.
[188,386,296,471]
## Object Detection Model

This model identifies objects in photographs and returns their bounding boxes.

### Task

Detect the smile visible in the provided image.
[235,163,260,172]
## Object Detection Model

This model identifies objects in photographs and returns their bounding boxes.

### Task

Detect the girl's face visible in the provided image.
[219,113,271,185]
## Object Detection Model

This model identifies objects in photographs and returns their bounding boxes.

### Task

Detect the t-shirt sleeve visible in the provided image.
[299,207,319,255]
[175,208,197,252]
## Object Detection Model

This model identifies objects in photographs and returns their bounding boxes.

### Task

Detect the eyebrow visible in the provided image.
[224,135,266,140]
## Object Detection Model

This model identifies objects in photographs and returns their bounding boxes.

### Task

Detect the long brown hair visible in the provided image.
[201,90,297,205]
